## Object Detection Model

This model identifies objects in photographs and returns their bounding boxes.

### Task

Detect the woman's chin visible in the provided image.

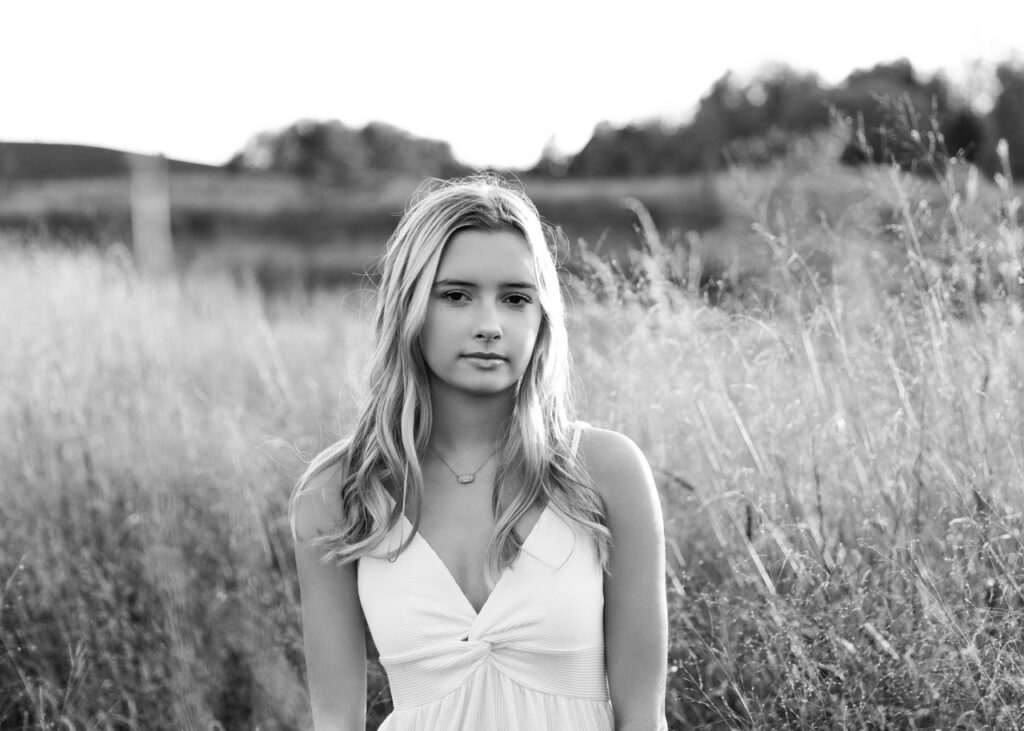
[435,377,517,399]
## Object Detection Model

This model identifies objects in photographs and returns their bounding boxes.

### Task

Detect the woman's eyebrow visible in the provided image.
[433,278,537,289]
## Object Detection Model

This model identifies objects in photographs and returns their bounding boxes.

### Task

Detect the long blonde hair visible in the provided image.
[290,174,609,579]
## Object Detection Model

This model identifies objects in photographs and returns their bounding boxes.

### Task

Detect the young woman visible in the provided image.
[291,176,668,730]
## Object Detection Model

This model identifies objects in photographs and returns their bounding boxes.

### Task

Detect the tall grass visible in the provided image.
[0,250,375,728]
[2,140,1023,728]
[569,133,1024,727]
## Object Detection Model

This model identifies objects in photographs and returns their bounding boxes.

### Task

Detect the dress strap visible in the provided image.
[570,421,588,458]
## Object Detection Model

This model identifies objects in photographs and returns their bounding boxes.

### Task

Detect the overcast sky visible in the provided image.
[4,0,1022,169]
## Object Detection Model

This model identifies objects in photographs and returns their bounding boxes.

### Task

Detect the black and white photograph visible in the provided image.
[2,1,1024,728]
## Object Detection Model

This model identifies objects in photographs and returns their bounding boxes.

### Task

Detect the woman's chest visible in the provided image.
[414,491,544,613]
[358,506,604,655]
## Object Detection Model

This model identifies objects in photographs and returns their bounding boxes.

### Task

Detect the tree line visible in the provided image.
[229,59,1024,185]
[226,120,471,185]
[536,59,1024,179]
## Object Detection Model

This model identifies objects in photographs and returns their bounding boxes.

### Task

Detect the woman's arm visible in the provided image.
[292,469,367,730]
[582,427,668,731]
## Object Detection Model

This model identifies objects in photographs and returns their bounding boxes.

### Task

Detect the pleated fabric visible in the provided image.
[358,429,613,730]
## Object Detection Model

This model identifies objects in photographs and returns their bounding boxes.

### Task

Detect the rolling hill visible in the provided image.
[0,141,220,180]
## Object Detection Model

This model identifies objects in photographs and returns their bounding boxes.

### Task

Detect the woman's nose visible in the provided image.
[474,327,501,342]
[473,303,502,342]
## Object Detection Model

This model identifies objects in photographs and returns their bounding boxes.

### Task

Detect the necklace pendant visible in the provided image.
[457,474,475,484]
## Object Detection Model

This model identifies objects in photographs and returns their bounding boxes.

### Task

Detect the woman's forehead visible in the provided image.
[435,229,537,284]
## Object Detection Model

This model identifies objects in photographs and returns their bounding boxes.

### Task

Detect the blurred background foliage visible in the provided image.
[548,58,1023,178]
[225,120,472,185]
[3,57,1023,299]
[3,57,1023,189]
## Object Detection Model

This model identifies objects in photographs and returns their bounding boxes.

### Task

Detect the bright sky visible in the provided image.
[4,0,1022,169]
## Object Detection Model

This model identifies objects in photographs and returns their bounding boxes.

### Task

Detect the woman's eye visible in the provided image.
[440,290,469,303]
[505,293,532,306]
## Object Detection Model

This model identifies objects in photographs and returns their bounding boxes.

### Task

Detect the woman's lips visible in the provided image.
[462,353,506,369]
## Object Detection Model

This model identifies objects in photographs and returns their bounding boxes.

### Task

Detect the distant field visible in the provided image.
[0,168,727,286]
[2,140,1023,728]
[0,168,724,233]
[4,140,1019,295]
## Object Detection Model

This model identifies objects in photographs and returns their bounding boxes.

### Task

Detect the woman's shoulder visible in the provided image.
[290,460,346,544]
[576,425,659,520]
[576,425,648,478]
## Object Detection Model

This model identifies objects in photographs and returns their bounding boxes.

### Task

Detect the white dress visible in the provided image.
[357,432,614,730]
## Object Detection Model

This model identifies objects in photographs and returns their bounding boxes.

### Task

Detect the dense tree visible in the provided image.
[562,65,832,177]
[358,122,467,179]
[228,120,468,185]
[829,59,954,168]
[566,121,680,177]
[941,107,991,165]
[695,69,827,144]
[991,63,1024,177]
[689,67,830,169]
[550,59,997,179]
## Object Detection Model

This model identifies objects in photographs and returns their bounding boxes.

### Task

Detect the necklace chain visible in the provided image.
[428,443,497,484]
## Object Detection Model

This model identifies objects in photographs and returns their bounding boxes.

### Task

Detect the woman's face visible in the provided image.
[419,228,543,399]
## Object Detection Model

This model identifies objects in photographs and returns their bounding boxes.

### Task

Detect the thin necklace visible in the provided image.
[428,443,497,484]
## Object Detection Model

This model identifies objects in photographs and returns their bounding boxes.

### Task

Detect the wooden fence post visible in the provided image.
[128,152,174,276]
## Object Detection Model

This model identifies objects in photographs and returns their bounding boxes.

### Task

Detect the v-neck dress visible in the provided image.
[356,434,613,730]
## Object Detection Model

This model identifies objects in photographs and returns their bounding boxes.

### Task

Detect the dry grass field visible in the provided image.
[0,168,726,293]
[2,138,1024,728]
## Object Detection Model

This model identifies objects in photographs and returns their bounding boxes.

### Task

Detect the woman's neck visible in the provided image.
[428,382,513,453]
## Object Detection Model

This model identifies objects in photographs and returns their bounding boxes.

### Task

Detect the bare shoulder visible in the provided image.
[577,426,660,521]
[290,460,346,545]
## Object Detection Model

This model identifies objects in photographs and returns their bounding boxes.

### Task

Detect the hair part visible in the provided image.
[290,174,609,580]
